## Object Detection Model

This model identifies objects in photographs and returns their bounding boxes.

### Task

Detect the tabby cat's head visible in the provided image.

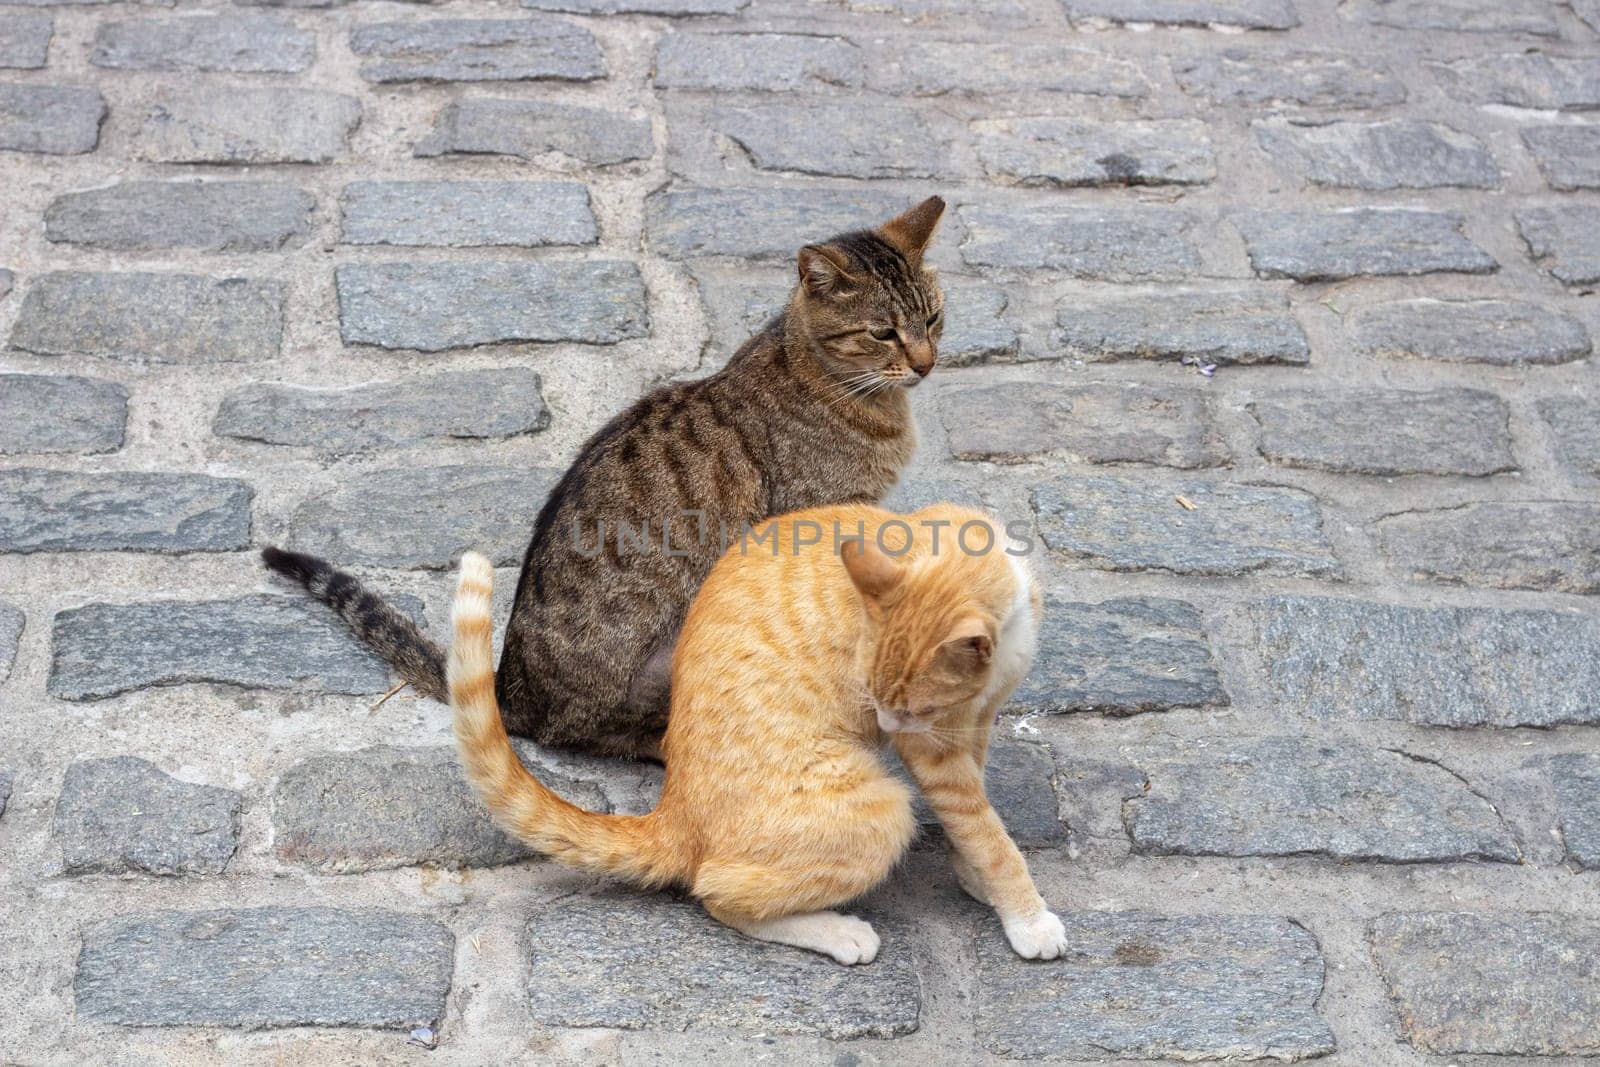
[794,196,947,393]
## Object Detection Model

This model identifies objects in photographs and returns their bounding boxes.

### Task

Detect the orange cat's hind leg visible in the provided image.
[703,902,880,966]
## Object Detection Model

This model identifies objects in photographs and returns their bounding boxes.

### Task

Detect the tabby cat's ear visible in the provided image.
[798,244,857,297]
[939,615,994,669]
[841,538,904,601]
[878,196,946,262]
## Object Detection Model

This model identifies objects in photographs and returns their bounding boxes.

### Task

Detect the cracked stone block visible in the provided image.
[10,272,282,363]
[0,770,10,817]
[936,280,1019,366]
[1254,118,1497,190]
[1517,206,1600,286]
[1060,0,1297,28]
[961,204,1200,279]
[49,594,427,700]
[1340,0,1558,34]
[874,41,1150,97]
[940,381,1227,469]
[1576,0,1600,31]
[0,373,127,455]
[0,604,21,683]
[1370,912,1600,1055]
[340,181,595,248]
[1033,476,1342,579]
[1523,126,1600,191]
[525,893,920,1038]
[0,12,50,67]
[1011,594,1228,715]
[1380,502,1600,594]
[1547,754,1600,869]
[1173,49,1405,108]
[271,744,609,872]
[525,0,747,10]
[76,908,453,1029]
[1539,396,1600,477]
[974,117,1214,187]
[1053,759,1146,856]
[702,100,958,180]
[0,268,10,299]
[1052,288,1309,366]
[647,187,911,260]
[414,98,650,166]
[655,31,861,91]
[0,469,251,555]
[1252,595,1600,727]
[352,18,603,83]
[91,16,313,72]
[216,369,550,455]
[336,261,647,351]
[0,83,104,153]
[45,181,313,253]
[1431,54,1600,110]
[828,0,1031,14]
[135,87,361,164]
[1250,387,1514,475]
[976,912,1334,1060]
[1127,739,1517,862]
[904,736,1063,849]
[53,757,241,875]
[1349,298,1590,365]
[1236,208,1496,281]
[287,465,559,569]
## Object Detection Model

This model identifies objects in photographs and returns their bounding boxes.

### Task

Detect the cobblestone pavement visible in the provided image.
[2,0,1599,1063]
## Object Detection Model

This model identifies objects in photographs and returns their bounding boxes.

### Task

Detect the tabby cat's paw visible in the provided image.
[819,914,881,966]
[1003,909,1068,960]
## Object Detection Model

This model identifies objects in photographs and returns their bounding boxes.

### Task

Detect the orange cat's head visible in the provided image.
[842,506,1039,736]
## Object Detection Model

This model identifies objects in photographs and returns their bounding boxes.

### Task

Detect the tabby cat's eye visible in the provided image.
[869,326,897,342]
[927,311,942,327]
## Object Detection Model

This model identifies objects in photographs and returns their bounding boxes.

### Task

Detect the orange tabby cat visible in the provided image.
[449,503,1066,964]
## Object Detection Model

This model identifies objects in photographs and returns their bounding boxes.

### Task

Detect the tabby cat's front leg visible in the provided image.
[897,741,1068,960]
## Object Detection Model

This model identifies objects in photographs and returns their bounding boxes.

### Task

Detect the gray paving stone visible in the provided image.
[1235,208,1496,282]
[973,117,1214,187]
[414,98,651,166]
[0,83,104,154]
[1539,396,1600,477]
[272,744,608,872]
[905,737,1064,850]
[0,604,21,684]
[1517,205,1600,286]
[1430,54,1600,110]
[76,908,453,1029]
[0,12,50,67]
[525,0,746,10]
[702,100,957,180]
[1577,0,1600,32]
[336,261,646,351]
[1172,49,1406,109]
[216,369,551,455]
[938,280,1019,366]
[525,893,920,1038]
[1379,502,1600,594]
[91,16,313,72]
[960,204,1200,280]
[1011,594,1228,715]
[1127,739,1517,862]
[49,593,427,700]
[976,912,1333,1060]
[0,769,10,818]
[1547,754,1600,869]
[45,181,313,253]
[340,181,596,248]
[1350,298,1591,365]
[941,382,1227,468]
[53,757,241,876]
[875,41,1149,97]
[352,18,603,83]
[0,469,251,555]
[1052,288,1309,366]
[647,187,910,260]
[655,31,861,91]
[9,271,283,363]
[287,465,559,569]
[135,87,361,164]
[1254,118,1498,190]
[1250,387,1514,476]
[1523,126,1600,191]
[1033,476,1342,578]
[1339,0,1559,34]
[0,268,10,299]
[828,0,1032,14]
[1251,595,1600,727]
[0,373,127,455]
[1060,0,1297,29]
[1370,912,1600,1055]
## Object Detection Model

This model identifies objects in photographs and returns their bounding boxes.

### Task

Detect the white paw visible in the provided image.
[1002,909,1068,961]
[819,914,881,966]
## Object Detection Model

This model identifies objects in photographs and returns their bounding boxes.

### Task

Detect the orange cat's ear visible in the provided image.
[842,538,904,601]
[798,245,856,297]
[939,615,994,670]
[878,196,946,262]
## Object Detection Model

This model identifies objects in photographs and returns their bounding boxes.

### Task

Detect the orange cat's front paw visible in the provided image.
[1002,909,1068,960]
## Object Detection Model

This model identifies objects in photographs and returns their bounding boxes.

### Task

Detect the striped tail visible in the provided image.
[448,553,684,886]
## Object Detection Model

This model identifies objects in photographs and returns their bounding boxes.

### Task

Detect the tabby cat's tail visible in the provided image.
[449,552,684,886]
[260,546,448,702]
